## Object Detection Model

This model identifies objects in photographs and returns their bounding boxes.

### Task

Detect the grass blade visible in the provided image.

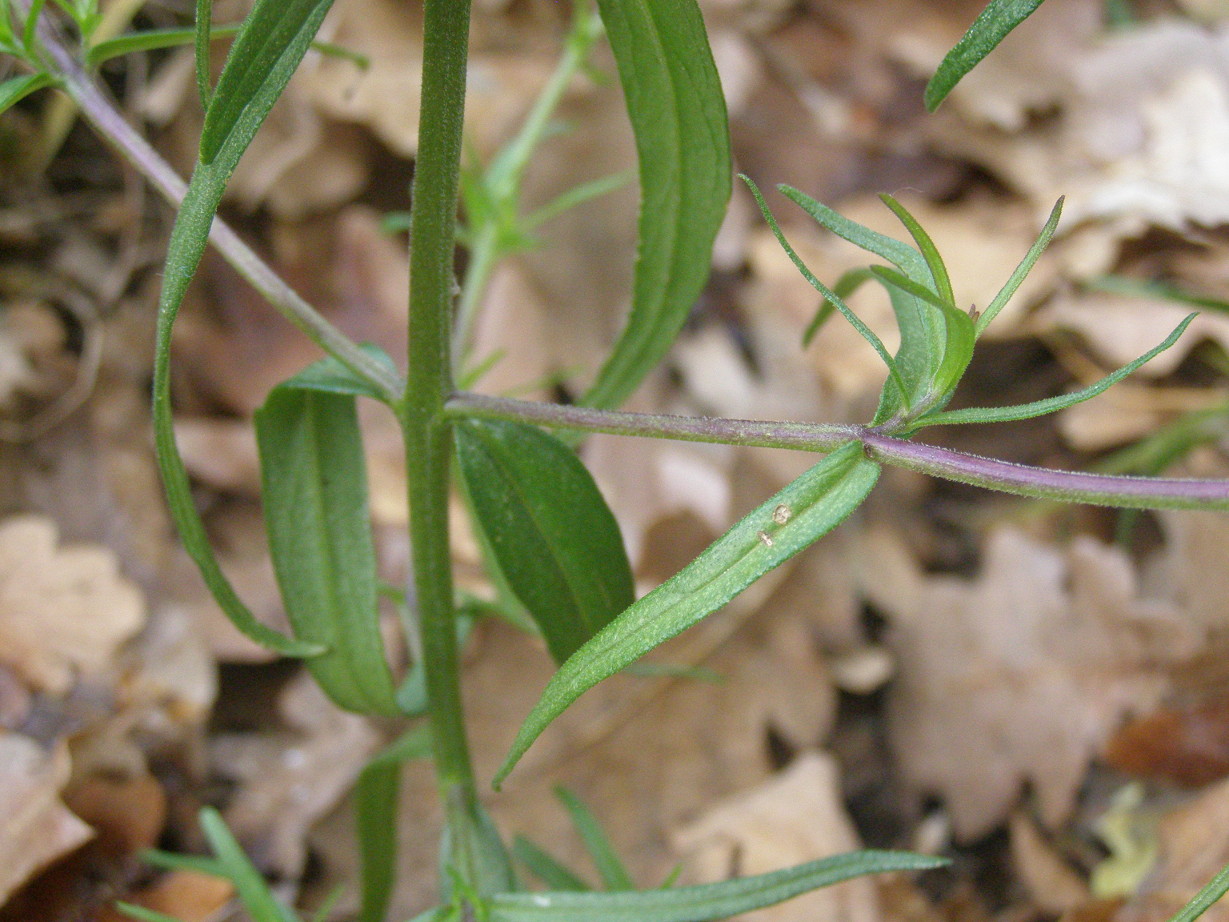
[555,787,634,891]
[456,419,635,665]
[255,387,401,715]
[356,727,433,922]
[915,314,1196,429]
[488,850,947,922]
[978,197,1062,334]
[199,808,296,922]
[925,0,1047,111]
[495,441,879,788]
[513,837,593,892]
[579,0,731,409]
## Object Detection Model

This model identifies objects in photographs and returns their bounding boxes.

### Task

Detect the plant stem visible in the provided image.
[18,1,402,400]
[446,392,1229,511]
[404,0,487,891]
[444,391,861,450]
[859,429,1229,510]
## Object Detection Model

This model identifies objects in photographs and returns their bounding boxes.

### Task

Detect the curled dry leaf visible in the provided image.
[0,734,93,905]
[862,526,1195,841]
[0,515,145,695]
[672,752,879,922]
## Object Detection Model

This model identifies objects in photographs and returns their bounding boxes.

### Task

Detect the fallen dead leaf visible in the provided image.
[862,526,1194,841]
[0,514,145,695]
[672,751,880,922]
[0,734,93,906]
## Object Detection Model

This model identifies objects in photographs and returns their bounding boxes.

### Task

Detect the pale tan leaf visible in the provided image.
[863,527,1194,840]
[0,515,145,694]
[0,734,93,905]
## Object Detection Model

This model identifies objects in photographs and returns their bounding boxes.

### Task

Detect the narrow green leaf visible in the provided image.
[979,197,1062,334]
[868,266,976,415]
[255,388,400,716]
[1166,863,1229,922]
[802,267,872,347]
[744,177,909,406]
[139,849,227,877]
[199,0,333,165]
[513,837,594,892]
[356,727,432,922]
[777,184,929,281]
[0,71,56,115]
[1086,275,1229,316]
[113,905,185,922]
[456,419,635,665]
[22,0,45,56]
[925,0,1047,111]
[915,314,1196,430]
[879,194,955,307]
[199,808,296,922]
[555,787,634,891]
[495,441,880,788]
[487,850,947,922]
[151,0,337,659]
[278,345,397,401]
[195,0,213,108]
[776,183,946,420]
[579,0,731,409]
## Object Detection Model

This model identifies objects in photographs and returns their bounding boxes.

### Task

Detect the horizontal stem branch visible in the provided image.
[444,392,861,451]
[860,429,1229,511]
[23,3,403,401]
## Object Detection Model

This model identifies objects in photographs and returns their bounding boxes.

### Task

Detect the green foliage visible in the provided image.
[455,418,635,665]
[925,0,1048,110]
[495,441,881,787]
[254,384,401,716]
[483,851,946,922]
[16,0,1229,920]
[579,0,732,410]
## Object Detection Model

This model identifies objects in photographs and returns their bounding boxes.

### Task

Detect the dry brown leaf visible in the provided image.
[1009,810,1090,915]
[0,515,145,695]
[213,672,383,878]
[672,752,879,922]
[98,870,234,922]
[862,526,1194,841]
[1115,779,1229,922]
[0,734,93,906]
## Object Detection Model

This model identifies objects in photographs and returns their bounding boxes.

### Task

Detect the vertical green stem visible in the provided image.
[404,0,481,889]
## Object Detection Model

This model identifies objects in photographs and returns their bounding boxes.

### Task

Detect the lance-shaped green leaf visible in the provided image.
[555,787,634,891]
[776,184,946,424]
[580,0,731,410]
[513,837,593,892]
[495,441,880,788]
[151,0,336,657]
[880,193,955,307]
[911,314,1197,431]
[456,419,635,665]
[925,0,1047,111]
[255,387,400,716]
[199,0,333,164]
[355,727,432,922]
[979,197,1063,335]
[1167,862,1229,922]
[868,265,975,418]
[0,71,56,115]
[486,850,946,922]
[744,177,908,409]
